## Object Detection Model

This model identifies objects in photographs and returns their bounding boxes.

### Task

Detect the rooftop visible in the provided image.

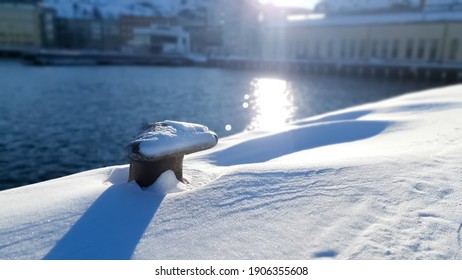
[282,10,462,27]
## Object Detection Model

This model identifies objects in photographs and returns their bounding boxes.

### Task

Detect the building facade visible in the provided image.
[128,25,190,55]
[0,1,42,48]
[218,0,262,57]
[177,1,222,54]
[119,15,176,46]
[40,7,56,48]
[261,11,462,64]
[55,18,121,51]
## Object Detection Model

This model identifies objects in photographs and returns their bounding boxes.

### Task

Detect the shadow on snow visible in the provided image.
[44,178,163,260]
[210,120,390,166]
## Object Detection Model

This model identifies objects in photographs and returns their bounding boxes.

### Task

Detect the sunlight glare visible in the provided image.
[248,78,295,131]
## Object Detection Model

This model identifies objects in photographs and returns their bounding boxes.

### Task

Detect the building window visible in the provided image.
[371,40,378,57]
[315,41,320,58]
[340,39,347,58]
[296,40,302,57]
[349,39,355,58]
[288,42,294,57]
[391,40,399,59]
[381,40,388,59]
[358,39,366,58]
[327,40,333,57]
[417,39,425,60]
[406,39,414,59]
[449,39,459,61]
[429,39,438,62]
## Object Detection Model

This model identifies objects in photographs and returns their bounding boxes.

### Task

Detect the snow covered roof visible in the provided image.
[1,85,462,259]
[285,10,462,27]
[316,0,462,12]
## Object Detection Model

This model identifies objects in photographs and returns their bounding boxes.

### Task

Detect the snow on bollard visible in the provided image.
[128,120,218,187]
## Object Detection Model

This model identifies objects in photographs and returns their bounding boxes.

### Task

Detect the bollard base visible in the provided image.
[128,155,184,187]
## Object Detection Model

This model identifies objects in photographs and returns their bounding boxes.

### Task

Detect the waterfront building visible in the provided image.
[40,6,56,48]
[261,8,462,65]
[219,0,261,57]
[119,15,176,46]
[127,25,190,56]
[0,1,42,48]
[55,18,91,50]
[177,0,222,54]
[55,18,121,51]
[100,19,122,51]
[186,24,222,55]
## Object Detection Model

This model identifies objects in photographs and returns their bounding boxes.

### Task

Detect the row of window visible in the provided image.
[0,32,36,39]
[0,15,37,21]
[0,40,37,46]
[283,38,460,62]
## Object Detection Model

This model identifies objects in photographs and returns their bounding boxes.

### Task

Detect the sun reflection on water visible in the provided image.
[246,78,296,131]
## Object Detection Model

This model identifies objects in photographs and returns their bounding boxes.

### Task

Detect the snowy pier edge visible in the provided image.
[1,84,462,260]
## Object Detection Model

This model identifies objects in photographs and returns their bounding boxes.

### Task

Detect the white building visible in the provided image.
[128,25,190,55]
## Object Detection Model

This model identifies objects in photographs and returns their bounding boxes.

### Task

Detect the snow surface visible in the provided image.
[131,120,218,159]
[1,85,462,259]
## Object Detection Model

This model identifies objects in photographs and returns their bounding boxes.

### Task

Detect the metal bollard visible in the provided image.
[128,120,218,187]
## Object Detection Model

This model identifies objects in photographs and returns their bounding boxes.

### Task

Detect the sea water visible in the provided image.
[0,61,440,190]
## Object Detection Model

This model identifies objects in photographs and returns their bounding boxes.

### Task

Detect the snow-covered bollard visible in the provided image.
[128,120,218,187]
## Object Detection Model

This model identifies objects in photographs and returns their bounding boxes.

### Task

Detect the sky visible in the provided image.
[258,0,320,9]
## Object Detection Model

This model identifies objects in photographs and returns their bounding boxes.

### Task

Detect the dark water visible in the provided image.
[0,61,441,190]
